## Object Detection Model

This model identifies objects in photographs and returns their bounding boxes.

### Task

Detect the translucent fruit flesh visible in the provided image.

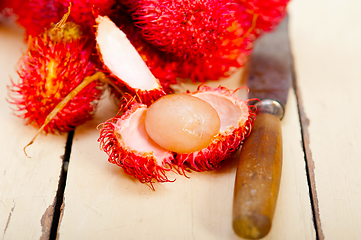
[144,94,221,154]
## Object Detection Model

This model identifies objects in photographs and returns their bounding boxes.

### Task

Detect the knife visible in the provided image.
[232,16,293,239]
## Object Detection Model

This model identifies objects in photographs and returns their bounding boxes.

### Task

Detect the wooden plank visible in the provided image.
[57,71,314,238]
[0,22,67,239]
[289,0,361,239]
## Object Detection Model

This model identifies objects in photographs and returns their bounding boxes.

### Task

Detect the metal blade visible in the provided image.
[248,16,292,109]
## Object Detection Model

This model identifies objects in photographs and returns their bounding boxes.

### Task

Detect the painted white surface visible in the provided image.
[0,22,67,239]
[289,0,361,239]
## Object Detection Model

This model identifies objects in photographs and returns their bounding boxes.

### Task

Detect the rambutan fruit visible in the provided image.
[3,0,119,38]
[98,86,255,187]
[119,0,259,81]
[8,10,105,139]
[95,15,166,105]
[126,0,247,59]
[120,0,289,82]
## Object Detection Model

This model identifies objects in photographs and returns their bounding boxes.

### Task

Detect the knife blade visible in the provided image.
[232,16,293,239]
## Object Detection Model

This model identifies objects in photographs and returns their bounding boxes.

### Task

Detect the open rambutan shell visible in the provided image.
[95,15,166,105]
[98,100,175,188]
[98,85,255,187]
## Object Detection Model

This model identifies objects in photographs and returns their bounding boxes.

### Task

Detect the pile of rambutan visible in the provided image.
[2,0,290,188]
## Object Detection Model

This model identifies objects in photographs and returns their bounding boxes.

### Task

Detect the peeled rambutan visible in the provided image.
[8,18,104,134]
[98,86,255,187]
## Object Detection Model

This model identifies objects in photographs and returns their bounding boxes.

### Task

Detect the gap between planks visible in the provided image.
[292,60,324,240]
[47,131,74,240]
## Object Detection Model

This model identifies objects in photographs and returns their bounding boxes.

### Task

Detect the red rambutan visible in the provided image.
[119,0,258,81]
[3,0,119,38]
[119,0,289,82]
[8,14,105,135]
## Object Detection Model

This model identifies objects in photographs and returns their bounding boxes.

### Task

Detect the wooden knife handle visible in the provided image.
[232,113,283,239]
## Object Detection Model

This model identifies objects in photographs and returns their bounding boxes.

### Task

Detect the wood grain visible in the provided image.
[0,22,67,239]
[289,0,361,239]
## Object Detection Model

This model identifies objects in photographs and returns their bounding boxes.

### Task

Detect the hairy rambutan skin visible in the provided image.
[175,85,256,173]
[62,0,119,35]
[120,0,289,82]
[117,0,258,82]
[3,0,119,38]
[126,0,256,59]
[8,33,104,133]
[8,0,64,37]
[235,0,290,31]
[98,101,175,187]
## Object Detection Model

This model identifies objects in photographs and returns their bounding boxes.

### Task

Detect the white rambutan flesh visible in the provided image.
[144,94,221,154]
[95,15,165,103]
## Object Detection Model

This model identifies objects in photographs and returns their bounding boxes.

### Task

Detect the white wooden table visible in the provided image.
[1,0,360,239]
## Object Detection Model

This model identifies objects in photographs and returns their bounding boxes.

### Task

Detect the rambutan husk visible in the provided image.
[97,85,255,188]
[98,98,175,189]
[95,15,166,106]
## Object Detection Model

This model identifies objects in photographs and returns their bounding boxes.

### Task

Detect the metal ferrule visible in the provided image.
[250,99,285,120]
